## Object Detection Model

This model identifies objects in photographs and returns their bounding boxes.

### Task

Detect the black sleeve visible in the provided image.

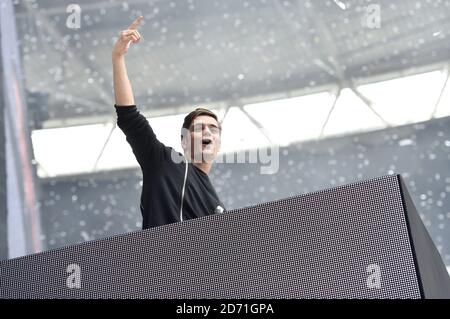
[115,105,166,170]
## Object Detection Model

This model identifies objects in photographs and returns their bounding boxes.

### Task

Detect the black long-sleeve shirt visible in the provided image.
[115,105,226,229]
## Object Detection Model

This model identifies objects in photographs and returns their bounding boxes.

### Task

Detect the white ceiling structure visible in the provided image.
[11,0,450,177]
[31,68,450,177]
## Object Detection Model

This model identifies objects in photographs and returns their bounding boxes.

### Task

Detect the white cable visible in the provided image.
[180,155,188,222]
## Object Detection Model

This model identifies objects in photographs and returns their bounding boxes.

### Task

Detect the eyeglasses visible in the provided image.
[189,123,221,134]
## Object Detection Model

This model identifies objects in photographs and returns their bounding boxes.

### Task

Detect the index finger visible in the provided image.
[127,16,143,30]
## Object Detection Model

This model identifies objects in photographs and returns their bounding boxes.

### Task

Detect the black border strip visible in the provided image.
[396,174,425,299]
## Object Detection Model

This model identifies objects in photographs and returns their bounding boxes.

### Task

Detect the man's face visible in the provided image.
[182,115,221,163]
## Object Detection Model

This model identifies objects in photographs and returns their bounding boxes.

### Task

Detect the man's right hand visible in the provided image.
[112,16,143,58]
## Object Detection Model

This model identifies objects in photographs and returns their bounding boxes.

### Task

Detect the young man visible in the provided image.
[112,16,226,229]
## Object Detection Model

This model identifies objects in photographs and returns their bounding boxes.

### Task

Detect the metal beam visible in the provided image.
[239,105,273,144]
[431,66,450,119]
[0,14,8,260]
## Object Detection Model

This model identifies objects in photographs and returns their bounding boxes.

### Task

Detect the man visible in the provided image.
[112,16,226,229]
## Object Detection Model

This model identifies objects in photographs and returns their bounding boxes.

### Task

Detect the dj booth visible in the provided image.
[1,174,449,298]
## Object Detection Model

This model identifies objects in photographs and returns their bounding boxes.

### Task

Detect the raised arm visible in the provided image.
[112,16,143,106]
[111,17,168,170]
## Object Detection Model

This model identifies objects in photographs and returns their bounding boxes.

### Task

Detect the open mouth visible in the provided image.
[202,138,213,148]
[202,138,212,145]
